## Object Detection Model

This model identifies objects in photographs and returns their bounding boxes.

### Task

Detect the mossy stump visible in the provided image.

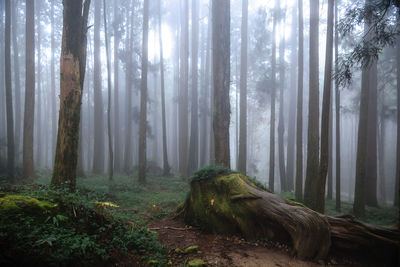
[181,172,399,264]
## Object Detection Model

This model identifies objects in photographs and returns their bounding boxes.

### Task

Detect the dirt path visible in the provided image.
[149,218,367,267]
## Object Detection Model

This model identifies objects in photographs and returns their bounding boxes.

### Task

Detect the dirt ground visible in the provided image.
[149,217,370,267]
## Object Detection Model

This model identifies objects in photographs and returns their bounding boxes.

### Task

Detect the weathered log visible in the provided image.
[181,171,399,265]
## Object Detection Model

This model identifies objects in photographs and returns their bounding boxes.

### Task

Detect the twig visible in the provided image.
[149,226,197,231]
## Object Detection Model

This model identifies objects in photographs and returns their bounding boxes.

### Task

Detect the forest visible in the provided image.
[0,0,399,266]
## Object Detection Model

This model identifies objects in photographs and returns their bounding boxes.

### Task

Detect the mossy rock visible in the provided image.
[0,194,57,215]
[188,258,206,267]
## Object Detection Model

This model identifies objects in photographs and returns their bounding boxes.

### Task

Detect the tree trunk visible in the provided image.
[11,0,21,161]
[212,0,230,168]
[188,0,199,174]
[50,0,57,165]
[378,107,386,203]
[51,0,91,192]
[269,0,277,192]
[181,173,399,265]
[5,0,14,181]
[103,0,113,181]
[158,0,170,176]
[334,0,341,211]
[35,0,42,168]
[295,0,304,201]
[238,0,248,174]
[395,30,400,207]
[23,0,35,181]
[286,4,297,193]
[327,90,333,200]
[304,0,320,210]
[92,0,104,174]
[113,0,121,172]
[138,0,149,183]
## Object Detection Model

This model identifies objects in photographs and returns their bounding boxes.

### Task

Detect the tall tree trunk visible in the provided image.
[286,4,297,193]
[179,0,189,179]
[35,0,42,168]
[159,0,170,175]
[92,0,104,174]
[327,92,333,200]
[76,111,85,177]
[138,0,149,183]
[278,9,287,192]
[295,0,304,201]
[316,0,334,213]
[212,0,230,168]
[0,1,5,163]
[378,107,386,203]
[198,12,207,168]
[304,0,320,210]
[51,0,91,192]
[238,0,248,174]
[50,0,57,165]
[103,0,113,181]
[188,0,199,174]
[269,0,278,192]
[113,0,121,172]
[23,0,35,180]
[394,30,400,207]
[5,0,14,181]
[11,0,21,162]
[334,0,341,211]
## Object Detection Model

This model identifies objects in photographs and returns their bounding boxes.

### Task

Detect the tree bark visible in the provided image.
[295,0,304,201]
[138,0,149,183]
[35,0,42,168]
[182,173,399,265]
[395,29,400,207]
[50,0,57,165]
[269,0,278,192]
[304,0,320,210]
[188,0,199,174]
[238,0,248,174]
[212,0,230,168]
[51,0,91,192]
[113,0,121,172]
[5,0,14,181]
[158,0,170,176]
[23,0,35,181]
[92,0,104,174]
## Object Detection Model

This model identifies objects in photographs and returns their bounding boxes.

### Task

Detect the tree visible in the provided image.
[238,0,248,174]
[395,29,400,207]
[51,0,91,192]
[179,0,189,179]
[35,0,43,168]
[103,0,113,181]
[23,0,35,180]
[295,0,304,201]
[278,7,287,191]
[50,0,57,162]
[138,0,149,184]
[316,0,334,213]
[5,0,14,181]
[158,0,170,175]
[113,0,121,172]
[212,0,230,167]
[92,0,104,174]
[304,0,319,210]
[335,0,341,211]
[188,0,199,174]
[269,0,278,192]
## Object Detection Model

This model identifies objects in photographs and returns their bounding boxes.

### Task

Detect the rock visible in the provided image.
[188,258,206,267]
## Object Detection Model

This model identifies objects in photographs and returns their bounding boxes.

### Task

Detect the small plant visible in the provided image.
[191,165,235,182]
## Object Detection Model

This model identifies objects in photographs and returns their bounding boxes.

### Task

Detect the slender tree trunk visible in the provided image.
[103,0,113,181]
[188,0,199,174]
[92,0,104,174]
[179,0,189,179]
[11,0,21,161]
[50,0,57,165]
[286,4,297,193]
[278,9,287,192]
[295,0,304,201]
[212,0,230,168]
[238,0,248,174]
[23,0,35,180]
[378,108,386,203]
[138,0,149,183]
[198,13,207,168]
[158,0,170,175]
[5,0,14,181]
[304,0,320,210]
[35,0,42,168]
[269,0,278,192]
[334,0,341,211]
[394,31,400,207]
[327,91,333,200]
[113,0,121,172]
[76,111,85,177]
[0,1,5,163]
[316,0,334,213]
[51,0,91,192]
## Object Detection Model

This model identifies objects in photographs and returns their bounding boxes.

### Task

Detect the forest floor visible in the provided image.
[2,170,398,266]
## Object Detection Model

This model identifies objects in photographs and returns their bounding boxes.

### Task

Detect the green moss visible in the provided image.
[0,194,57,214]
[191,165,235,182]
[183,245,198,254]
[188,258,206,267]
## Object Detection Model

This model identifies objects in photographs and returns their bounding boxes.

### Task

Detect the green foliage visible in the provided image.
[191,165,236,182]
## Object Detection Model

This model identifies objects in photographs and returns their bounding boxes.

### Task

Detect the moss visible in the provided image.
[183,245,198,254]
[188,258,206,267]
[0,194,57,214]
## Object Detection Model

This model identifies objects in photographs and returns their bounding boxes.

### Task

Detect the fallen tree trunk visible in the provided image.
[180,170,399,265]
